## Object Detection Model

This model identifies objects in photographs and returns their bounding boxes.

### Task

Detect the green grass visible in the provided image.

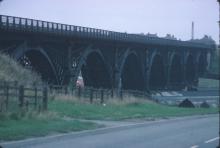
[0,96,218,141]
[0,112,99,141]
[49,99,218,120]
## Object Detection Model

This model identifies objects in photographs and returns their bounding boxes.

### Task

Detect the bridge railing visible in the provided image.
[0,15,214,49]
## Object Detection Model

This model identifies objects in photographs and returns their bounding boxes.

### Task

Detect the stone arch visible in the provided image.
[185,53,196,84]
[119,50,144,90]
[168,53,183,89]
[13,47,58,84]
[76,48,112,88]
[148,52,166,90]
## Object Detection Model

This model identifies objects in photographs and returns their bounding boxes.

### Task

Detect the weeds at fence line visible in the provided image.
[48,85,152,105]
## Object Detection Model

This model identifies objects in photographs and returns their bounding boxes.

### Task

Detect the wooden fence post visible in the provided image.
[106,90,109,100]
[49,85,53,94]
[77,87,81,99]
[100,89,104,104]
[71,86,74,95]
[25,100,29,112]
[111,89,114,98]
[90,88,93,104]
[14,81,18,87]
[42,87,48,111]
[34,87,37,109]
[14,81,18,96]
[4,83,9,111]
[19,85,24,108]
[120,89,123,100]
[65,86,68,94]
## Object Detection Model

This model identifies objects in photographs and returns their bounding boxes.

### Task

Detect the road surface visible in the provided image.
[2,115,219,148]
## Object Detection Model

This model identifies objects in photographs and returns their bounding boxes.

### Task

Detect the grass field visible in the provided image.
[0,112,99,141]
[49,98,218,120]
[1,96,218,141]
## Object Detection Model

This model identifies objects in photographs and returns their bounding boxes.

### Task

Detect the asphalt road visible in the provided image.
[3,115,219,148]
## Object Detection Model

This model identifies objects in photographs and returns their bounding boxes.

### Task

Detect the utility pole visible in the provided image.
[218,0,220,43]
[191,22,194,40]
[217,1,220,148]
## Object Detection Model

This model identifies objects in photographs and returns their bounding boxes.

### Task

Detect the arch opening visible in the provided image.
[18,50,57,84]
[169,54,183,89]
[80,52,111,88]
[149,54,166,90]
[121,53,144,90]
[185,54,196,84]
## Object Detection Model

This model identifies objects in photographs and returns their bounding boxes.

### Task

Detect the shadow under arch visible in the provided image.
[149,53,166,90]
[185,54,196,84]
[15,47,58,84]
[169,53,183,89]
[120,51,144,90]
[76,49,112,88]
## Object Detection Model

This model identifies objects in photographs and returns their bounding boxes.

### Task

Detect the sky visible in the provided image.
[0,0,219,43]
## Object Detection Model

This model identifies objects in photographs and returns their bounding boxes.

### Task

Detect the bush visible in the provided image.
[0,53,42,86]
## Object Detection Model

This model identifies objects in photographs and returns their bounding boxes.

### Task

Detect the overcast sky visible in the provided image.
[0,0,219,43]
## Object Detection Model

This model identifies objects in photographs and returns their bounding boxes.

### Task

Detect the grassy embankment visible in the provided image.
[48,75,219,121]
[0,112,98,141]
[49,95,218,121]
[0,53,41,86]
[0,53,99,141]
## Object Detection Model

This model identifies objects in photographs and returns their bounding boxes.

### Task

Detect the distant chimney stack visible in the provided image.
[191,22,194,40]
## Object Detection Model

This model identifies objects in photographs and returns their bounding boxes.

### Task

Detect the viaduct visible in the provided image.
[0,15,216,91]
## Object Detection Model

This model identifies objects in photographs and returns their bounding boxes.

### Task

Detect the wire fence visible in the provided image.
[0,81,152,112]
[49,85,151,104]
[1,80,218,112]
